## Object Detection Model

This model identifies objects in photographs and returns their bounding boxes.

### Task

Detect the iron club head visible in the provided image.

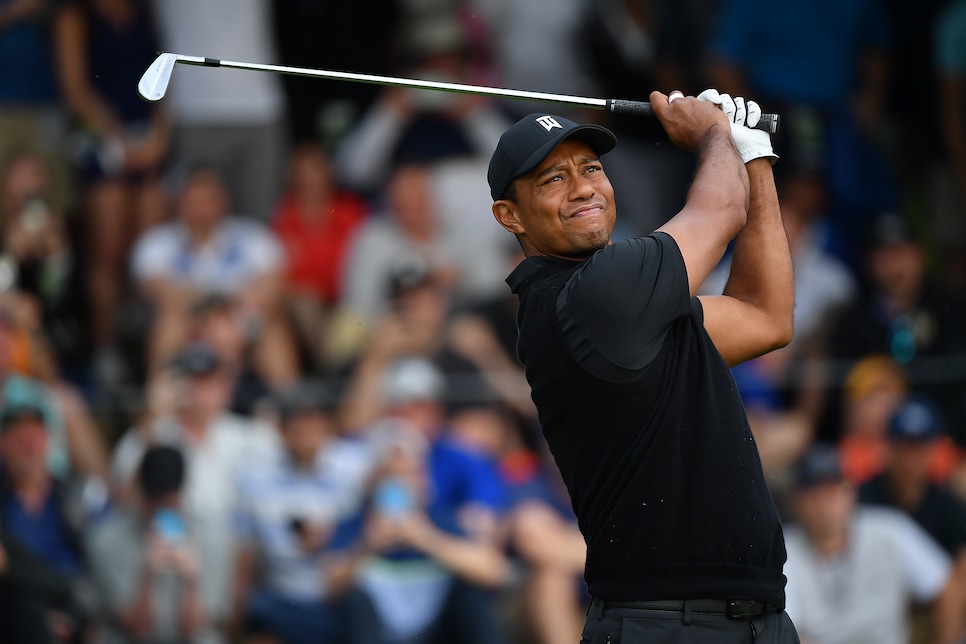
[138,53,179,102]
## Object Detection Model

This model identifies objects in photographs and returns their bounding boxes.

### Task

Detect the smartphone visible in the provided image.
[152,508,187,543]
[373,477,416,518]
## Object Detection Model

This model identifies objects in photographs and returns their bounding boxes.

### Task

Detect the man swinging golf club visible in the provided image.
[488,89,800,643]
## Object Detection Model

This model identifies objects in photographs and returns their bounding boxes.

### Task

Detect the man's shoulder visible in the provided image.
[211,413,279,447]
[852,505,925,544]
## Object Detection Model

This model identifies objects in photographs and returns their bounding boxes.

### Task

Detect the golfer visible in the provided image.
[488,90,800,643]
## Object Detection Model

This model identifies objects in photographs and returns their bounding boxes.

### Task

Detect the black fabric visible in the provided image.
[557,234,691,382]
[859,474,966,556]
[507,233,787,606]
[580,602,800,644]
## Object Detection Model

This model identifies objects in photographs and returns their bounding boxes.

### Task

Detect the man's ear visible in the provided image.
[492,200,525,235]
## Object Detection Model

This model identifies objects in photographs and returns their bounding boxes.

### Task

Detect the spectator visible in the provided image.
[709,0,897,253]
[0,151,90,380]
[576,0,701,238]
[334,10,513,295]
[270,142,369,372]
[859,397,966,557]
[0,402,91,643]
[0,0,69,206]
[337,258,485,433]
[130,165,298,385]
[231,384,372,644]
[187,293,271,418]
[149,0,287,221]
[935,0,966,289]
[270,0,400,143]
[448,398,585,644]
[817,211,966,445]
[470,0,593,120]
[329,356,509,644]
[110,341,278,633]
[783,443,964,644]
[53,0,169,386]
[835,355,910,486]
[334,9,505,195]
[342,163,505,331]
[86,445,219,643]
[0,300,110,485]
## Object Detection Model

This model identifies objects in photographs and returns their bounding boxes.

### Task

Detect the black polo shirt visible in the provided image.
[507,232,787,606]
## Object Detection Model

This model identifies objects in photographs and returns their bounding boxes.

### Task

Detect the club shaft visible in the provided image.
[180,55,610,110]
[166,55,779,133]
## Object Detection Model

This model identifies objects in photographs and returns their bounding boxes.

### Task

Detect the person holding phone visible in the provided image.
[327,356,510,644]
[86,445,220,643]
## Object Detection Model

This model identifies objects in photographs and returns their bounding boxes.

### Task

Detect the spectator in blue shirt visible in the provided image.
[329,356,510,644]
[709,0,896,259]
[231,383,372,644]
[0,402,88,642]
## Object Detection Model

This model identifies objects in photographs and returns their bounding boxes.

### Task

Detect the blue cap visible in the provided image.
[487,113,616,201]
[888,397,943,442]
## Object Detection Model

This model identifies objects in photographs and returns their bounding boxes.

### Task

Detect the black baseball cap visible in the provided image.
[170,341,222,377]
[487,113,617,201]
[275,383,336,424]
[794,443,845,489]
[863,211,917,251]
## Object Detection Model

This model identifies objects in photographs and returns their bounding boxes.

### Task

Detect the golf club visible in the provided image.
[138,53,780,134]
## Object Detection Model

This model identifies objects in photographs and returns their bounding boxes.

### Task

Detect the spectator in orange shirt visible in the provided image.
[839,355,958,485]
[271,142,368,371]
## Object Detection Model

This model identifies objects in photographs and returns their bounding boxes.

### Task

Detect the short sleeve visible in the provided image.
[558,232,691,377]
[130,225,177,282]
[892,512,952,602]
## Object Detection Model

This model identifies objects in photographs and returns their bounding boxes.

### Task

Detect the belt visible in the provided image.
[591,597,780,619]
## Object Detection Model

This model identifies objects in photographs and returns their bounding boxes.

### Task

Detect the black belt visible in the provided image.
[591,597,780,619]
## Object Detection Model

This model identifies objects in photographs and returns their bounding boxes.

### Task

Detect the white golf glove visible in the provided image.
[697,89,778,165]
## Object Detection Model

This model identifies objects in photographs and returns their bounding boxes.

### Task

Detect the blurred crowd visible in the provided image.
[0,0,964,643]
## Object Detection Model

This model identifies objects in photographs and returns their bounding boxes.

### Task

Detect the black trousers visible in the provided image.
[580,600,801,644]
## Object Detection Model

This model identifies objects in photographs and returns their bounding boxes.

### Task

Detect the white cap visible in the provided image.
[381,356,445,405]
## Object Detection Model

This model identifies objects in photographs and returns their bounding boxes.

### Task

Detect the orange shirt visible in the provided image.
[839,434,962,485]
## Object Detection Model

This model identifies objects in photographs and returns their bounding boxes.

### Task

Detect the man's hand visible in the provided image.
[650,90,732,152]
[697,89,777,165]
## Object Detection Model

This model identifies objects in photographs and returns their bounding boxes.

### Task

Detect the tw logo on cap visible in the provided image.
[535,115,562,132]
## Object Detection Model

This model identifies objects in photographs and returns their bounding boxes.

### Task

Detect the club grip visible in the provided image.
[606,99,780,134]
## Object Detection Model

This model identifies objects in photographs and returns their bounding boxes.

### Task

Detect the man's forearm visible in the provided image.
[722,159,793,340]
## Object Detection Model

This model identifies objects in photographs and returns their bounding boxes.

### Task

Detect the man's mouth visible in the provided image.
[569,203,605,218]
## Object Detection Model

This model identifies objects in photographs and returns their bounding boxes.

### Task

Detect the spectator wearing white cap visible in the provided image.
[327,356,510,644]
[110,341,278,634]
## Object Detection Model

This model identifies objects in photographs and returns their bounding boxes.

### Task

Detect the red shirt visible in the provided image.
[271,192,367,304]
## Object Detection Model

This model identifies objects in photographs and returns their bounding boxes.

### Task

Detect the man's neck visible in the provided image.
[8,473,52,514]
[811,529,849,558]
[177,409,217,439]
[889,474,927,511]
[186,223,217,247]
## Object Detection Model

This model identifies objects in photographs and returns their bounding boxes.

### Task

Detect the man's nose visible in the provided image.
[571,174,596,199]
